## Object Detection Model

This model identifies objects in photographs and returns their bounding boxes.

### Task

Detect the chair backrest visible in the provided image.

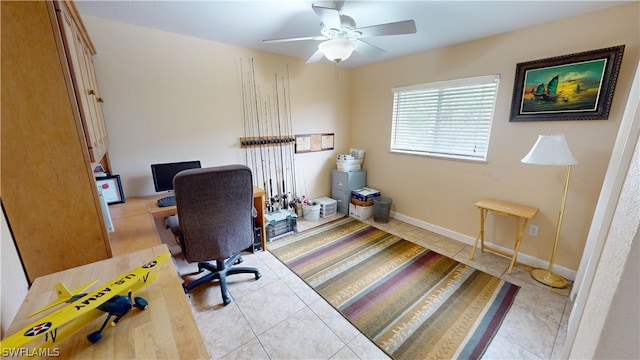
[173,165,254,263]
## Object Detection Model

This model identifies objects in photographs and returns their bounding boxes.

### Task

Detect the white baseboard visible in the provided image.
[390,211,577,281]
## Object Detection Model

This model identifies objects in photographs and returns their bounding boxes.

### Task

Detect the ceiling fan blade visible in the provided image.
[356,39,386,58]
[356,20,417,38]
[263,35,327,44]
[305,49,325,64]
[312,4,342,30]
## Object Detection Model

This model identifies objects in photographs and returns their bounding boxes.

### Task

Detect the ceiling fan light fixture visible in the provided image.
[318,39,357,63]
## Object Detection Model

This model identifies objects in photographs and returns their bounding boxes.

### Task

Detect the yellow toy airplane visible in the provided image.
[1,252,170,351]
[26,280,98,318]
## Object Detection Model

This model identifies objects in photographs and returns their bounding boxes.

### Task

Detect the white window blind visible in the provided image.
[390,74,499,161]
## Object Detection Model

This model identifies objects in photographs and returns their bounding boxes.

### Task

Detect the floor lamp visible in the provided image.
[521,133,578,288]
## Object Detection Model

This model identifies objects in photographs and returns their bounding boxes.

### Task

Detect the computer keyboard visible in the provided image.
[157,195,176,207]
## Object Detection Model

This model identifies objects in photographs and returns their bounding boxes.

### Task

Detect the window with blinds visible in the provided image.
[390,74,499,161]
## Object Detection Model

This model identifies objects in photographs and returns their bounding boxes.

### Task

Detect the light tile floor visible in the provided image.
[172,215,572,360]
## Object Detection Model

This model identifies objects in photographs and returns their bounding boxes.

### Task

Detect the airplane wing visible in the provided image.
[0,252,170,350]
[27,280,98,318]
[32,310,104,353]
[127,272,159,294]
[26,273,161,353]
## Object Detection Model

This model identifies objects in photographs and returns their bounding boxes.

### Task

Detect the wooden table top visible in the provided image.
[475,198,539,219]
[108,197,163,256]
[4,245,209,359]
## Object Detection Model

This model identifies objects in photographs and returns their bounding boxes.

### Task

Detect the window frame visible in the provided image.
[390,74,500,162]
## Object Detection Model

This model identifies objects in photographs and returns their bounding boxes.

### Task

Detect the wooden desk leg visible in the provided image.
[470,208,487,259]
[507,217,528,274]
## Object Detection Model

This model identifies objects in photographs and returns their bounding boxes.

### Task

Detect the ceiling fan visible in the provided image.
[263,4,417,64]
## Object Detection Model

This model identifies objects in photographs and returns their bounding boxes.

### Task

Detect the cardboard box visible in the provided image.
[351,187,380,202]
[351,198,374,207]
[349,203,373,220]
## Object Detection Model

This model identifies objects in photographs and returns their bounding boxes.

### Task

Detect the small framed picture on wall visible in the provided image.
[96,175,125,204]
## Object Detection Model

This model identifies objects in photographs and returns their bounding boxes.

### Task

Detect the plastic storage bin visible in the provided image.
[265,210,298,242]
[373,197,392,223]
[315,197,338,218]
[302,203,321,221]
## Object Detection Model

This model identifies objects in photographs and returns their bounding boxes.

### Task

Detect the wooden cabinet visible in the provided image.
[55,1,109,164]
[332,170,367,214]
[1,1,112,282]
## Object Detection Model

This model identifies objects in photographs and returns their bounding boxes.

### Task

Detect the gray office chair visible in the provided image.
[166,165,261,305]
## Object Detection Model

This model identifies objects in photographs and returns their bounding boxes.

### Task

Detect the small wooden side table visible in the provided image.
[469,198,539,274]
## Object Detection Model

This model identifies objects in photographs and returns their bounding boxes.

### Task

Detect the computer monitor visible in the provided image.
[150,160,201,192]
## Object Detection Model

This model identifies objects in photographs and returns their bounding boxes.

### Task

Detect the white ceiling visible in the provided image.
[76,0,631,68]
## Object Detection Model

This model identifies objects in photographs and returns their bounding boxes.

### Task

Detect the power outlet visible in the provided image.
[528,224,539,237]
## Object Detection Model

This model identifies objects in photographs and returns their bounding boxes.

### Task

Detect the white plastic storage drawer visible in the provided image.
[315,197,338,218]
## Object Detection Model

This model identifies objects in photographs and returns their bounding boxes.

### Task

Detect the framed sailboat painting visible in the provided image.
[509,45,624,122]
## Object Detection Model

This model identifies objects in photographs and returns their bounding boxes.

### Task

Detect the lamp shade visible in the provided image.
[521,133,578,166]
[318,39,357,63]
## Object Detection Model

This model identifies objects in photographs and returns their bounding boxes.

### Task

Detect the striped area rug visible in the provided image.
[270,217,519,360]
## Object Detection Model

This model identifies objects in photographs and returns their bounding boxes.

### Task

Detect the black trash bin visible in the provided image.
[373,197,392,223]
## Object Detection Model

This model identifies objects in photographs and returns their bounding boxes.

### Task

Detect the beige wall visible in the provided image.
[83,16,351,201]
[83,3,639,273]
[350,3,639,273]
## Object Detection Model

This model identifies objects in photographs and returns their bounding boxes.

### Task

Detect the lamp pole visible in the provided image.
[532,164,572,288]
[522,133,577,289]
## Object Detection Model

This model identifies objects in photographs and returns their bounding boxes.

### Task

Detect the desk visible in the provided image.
[145,187,267,251]
[109,187,267,255]
[469,198,539,274]
[109,197,163,256]
[4,245,209,359]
